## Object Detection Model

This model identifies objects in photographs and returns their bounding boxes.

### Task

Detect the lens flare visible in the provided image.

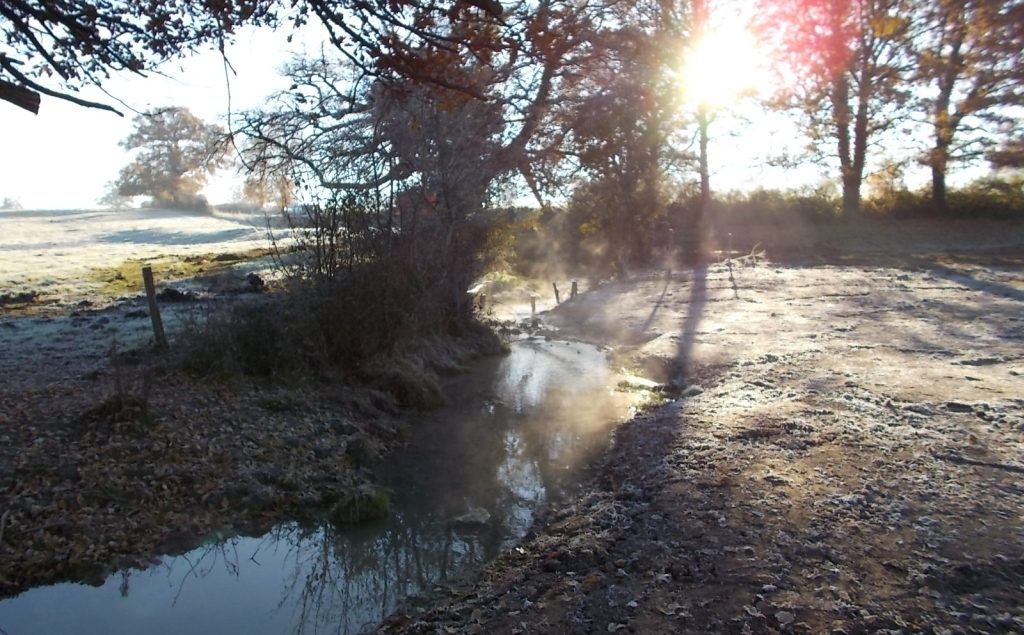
[682,22,769,108]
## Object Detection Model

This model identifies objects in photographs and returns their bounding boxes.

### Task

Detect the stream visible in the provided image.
[0,339,637,635]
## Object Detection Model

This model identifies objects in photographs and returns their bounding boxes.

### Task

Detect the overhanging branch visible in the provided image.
[0,55,122,116]
[0,79,39,113]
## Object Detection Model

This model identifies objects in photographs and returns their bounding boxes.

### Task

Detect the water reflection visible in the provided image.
[0,339,632,635]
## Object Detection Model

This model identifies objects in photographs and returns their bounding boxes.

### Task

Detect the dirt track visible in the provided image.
[381,246,1024,633]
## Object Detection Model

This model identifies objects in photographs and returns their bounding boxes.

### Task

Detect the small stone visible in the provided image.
[156,287,196,302]
[245,272,265,292]
[945,401,974,413]
[453,507,491,526]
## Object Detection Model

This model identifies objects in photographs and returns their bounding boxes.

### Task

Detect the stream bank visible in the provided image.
[0,241,514,601]
[3,218,1024,633]
[0,334,645,634]
[380,254,1024,634]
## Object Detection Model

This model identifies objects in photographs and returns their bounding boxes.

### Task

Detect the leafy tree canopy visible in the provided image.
[1,0,504,114]
[114,106,230,209]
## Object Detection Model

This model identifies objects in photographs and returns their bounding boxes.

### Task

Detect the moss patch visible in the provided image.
[328,483,392,525]
[89,248,274,297]
[629,389,671,415]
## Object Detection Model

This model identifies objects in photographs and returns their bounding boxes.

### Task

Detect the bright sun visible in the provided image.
[682,22,769,108]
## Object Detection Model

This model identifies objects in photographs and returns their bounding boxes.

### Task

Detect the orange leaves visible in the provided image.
[869,14,906,39]
[525,10,565,60]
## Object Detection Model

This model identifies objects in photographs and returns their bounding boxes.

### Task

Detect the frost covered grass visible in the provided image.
[0,207,285,305]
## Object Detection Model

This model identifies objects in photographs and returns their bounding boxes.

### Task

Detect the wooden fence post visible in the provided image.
[141,266,168,352]
[552,282,560,305]
[530,295,537,316]
[570,280,578,299]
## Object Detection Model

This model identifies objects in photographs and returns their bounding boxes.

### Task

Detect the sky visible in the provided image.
[0,27,301,210]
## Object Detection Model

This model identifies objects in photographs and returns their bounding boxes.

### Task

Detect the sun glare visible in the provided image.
[682,23,769,108]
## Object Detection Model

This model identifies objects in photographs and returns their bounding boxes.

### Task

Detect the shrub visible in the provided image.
[178,298,326,378]
[946,178,1024,217]
[864,176,1024,218]
[328,483,391,525]
[703,187,841,226]
[178,216,502,397]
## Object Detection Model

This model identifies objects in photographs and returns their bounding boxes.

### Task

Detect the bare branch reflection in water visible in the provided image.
[0,341,635,635]
[270,515,504,634]
[274,340,629,635]
[166,536,246,606]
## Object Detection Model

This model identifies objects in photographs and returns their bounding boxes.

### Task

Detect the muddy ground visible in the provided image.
[381,227,1024,633]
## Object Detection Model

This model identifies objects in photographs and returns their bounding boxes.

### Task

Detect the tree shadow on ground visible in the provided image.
[638,269,674,336]
[99,227,254,246]
[382,250,1024,634]
[917,260,1024,303]
[675,263,708,384]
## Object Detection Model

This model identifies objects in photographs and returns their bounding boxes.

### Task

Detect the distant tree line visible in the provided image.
[1,197,23,211]
[760,0,1024,215]
[4,0,1024,267]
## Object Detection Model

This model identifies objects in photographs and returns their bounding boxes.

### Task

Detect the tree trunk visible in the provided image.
[697,105,711,217]
[841,171,862,216]
[931,86,956,215]
[849,72,870,217]
[931,152,948,214]
[832,76,860,216]
[928,5,965,215]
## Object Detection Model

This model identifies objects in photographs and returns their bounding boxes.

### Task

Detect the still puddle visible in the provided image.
[0,339,637,634]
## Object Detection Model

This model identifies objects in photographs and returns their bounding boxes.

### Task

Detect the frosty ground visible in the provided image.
[0,207,282,407]
[0,207,278,306]
[0,207,363,596]
[383,222,1024,634]
[1,211,1023,632]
